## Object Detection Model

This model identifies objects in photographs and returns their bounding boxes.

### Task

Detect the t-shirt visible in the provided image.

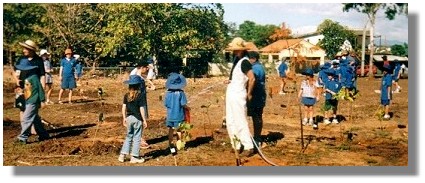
[278,62,288,77]
[325,79,341,100]
[300,80,316,98]
[15,56,45,89]
[164,90,187,122]
[250,61,266,108]
[60,57,77,78]
[381,73,392,100]
[123,92,146,121]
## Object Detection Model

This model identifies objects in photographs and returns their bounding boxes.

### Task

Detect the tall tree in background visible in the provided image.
[317,19,356,59]
[343,3,408,77]
[237,20,279,48]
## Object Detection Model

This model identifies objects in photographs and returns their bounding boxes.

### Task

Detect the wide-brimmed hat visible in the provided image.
[302,68,314,76]
[15,60,38,71]
[39,49,50,56]
[165,72,187,90]
[321,62,332,69]
[226,37,249,51]
[19,40,38,51]
[124,75,143,85]
[65,48,73,55]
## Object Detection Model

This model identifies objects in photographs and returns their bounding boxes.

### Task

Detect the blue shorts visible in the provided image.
[381,99,390,106]
[302,97,316,106]
[61,77,76,89]
[166,120,182,129]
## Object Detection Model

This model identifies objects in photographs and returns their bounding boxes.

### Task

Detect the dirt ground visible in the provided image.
[2,67,409,166]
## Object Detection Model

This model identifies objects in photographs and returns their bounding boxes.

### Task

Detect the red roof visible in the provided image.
[260,39,303,53]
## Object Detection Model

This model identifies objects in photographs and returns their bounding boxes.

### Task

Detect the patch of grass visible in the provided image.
[375,130,390,138]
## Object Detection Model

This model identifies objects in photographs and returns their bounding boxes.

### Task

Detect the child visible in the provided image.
[316,62,331,97]
[392,60,402,93]
[146,58,156,91]
[41,49,54,104]
[381,64,393,120]
[323,69,342,124]
[118,75,147,163]
[164,72,188,154]
[298,68,318,128]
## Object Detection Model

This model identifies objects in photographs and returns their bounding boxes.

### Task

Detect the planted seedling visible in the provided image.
[176,122,193,151]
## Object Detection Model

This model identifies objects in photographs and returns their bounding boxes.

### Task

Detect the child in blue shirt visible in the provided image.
[323,69,342,124]
[164,72,189,154]
[118,75,147,163]
[381,65,393,120]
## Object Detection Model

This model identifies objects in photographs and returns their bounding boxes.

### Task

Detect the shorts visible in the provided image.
[76,73,82,78]
[166,120,182,129]
[381,99,390,106]
[61,77,76,89]
[324,99,338,111]
[45,73,53,84]
[302,97,316,106]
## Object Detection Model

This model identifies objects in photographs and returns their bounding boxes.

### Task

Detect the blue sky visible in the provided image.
[222,3,408,44]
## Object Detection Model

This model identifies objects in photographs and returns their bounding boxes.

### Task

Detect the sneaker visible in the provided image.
[308,118,314,126]
[312,123,318,129]
[118,154,126,162]
[383,114,391,120]
[279,91,286,95]
[58,100,63,104]
[302,118,308,126]
[332,119,339,124]
[169,145,177,155]
[130,156,145,163]
[323,119,331,125]
[16,139,27,145]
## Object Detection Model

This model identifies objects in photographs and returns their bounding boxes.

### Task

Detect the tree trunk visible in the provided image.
[361,22,367,77]
[368,18,375,78]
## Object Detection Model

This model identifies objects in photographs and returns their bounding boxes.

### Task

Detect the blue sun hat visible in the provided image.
[124,75,143,85]
[15,59,37,71]
[165,72,187,90]
[321,62,332,70]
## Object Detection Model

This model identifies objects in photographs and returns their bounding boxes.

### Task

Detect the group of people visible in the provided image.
[12,40,84,143]
[11,38,403,164]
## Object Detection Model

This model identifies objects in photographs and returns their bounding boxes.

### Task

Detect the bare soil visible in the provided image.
[2,67,408,166]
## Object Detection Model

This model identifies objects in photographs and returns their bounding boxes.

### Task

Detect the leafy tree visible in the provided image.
[391,44,407,56]
[343,3,408,77]
[317,19,356,59]
[268,22,292,43]
[236,21,279,48]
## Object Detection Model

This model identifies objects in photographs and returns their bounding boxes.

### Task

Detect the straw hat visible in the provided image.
[226,37,249,51]
[19,40,38,51]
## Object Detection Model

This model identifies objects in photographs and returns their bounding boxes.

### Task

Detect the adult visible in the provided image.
[129,60,150,148]
[13,40,46,136]
[246,51,266,150]
[225,37,256,156]
[277,58,289,95]
[58,48,77,104]
[382,55,390,67]
[40,49,54,104]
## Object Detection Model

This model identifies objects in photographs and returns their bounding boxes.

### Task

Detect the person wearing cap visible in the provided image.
[58,48,77,104]
[40,49,54,104]
[381,64,393,120]
[164,71,189,154]
[224,37,256,156]
[13,40,46,136]
[118,75,147,163]
[129,60,150,148]
[323,69,342,125]
[277,58,289,95]
[298,68,318,128]
[15,63,50,144]
[146,58,156,91]
[246,51,266,150]
[392,60,402,93]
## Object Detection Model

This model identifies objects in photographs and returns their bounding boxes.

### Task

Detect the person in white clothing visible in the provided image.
[224,37,256,157]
